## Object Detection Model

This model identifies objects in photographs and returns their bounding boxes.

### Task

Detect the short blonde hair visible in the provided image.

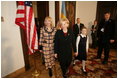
[59,18,69,29]
[44,16,53,27]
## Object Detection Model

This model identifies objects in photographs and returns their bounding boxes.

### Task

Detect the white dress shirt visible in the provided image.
[77,23,80,34]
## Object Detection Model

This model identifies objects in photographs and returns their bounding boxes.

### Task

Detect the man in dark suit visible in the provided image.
[96,12,115,64]
[73,18,84,41]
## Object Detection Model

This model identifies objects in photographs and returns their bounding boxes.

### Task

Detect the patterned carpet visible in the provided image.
[54,48,117,78]
[16,48,117,78]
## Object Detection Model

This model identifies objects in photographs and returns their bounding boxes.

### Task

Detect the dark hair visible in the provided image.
[77,18,80,20]
[104,12,111,15]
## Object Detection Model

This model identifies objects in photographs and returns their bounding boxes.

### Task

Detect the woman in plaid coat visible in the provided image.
[39,17,56,77]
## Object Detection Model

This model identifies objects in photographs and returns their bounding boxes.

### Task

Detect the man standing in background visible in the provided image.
[73,18,84,41]
[96,12,115,64]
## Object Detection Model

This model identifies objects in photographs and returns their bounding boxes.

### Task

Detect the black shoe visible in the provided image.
[63,75,67,78]
[42,61,45,65]
[73,60,77,66]
[48,68,52,77]
[102,61,108,64]
[73,62,75,66]
[81,68,87,75]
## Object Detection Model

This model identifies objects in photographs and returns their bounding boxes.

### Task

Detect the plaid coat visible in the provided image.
[39,26,56,69]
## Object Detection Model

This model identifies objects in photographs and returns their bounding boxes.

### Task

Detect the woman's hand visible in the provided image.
[110,40,115,43]
[55,54,58,58]
[39,50,43,53]
[75,52,78,57]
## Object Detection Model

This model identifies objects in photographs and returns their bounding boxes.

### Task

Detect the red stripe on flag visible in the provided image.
[17,10,25,14]
[15,18,25,22]
[15,19,26,29]
[31,24,37,49]
[15,22,26,29]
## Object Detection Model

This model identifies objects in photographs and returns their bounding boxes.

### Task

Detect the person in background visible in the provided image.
[91,20,98,49]
[54,18,76,78]
[39,16,56,77]
[75,27,89,74]
[73,18,84,41]
[96,12,115,64]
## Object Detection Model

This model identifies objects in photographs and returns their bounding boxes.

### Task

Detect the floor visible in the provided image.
[15,48,117,78]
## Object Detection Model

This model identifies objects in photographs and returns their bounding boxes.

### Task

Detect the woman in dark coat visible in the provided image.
[54,18,76,78]
[91,20,98,48]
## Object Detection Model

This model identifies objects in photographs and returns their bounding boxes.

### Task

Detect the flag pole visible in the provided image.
[32,50,40,78]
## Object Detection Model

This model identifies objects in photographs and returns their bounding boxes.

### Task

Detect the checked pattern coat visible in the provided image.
[39,26,56,69]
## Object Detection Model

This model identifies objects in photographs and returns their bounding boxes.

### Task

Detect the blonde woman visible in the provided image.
[54,18,76,78]
[39,16,56,77]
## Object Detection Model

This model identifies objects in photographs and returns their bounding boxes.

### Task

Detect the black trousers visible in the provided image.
[91,33,97,48]
[97,41,110,61]
[59,58,71,76]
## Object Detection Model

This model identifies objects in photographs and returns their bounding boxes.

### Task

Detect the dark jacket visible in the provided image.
[73,23,84,40]
[91,25,97,35]
[97,19,115,43]
[54,29,76,61]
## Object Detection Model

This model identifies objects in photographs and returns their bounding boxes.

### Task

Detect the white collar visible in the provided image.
[77,23,80,25]
[80,34,86,37]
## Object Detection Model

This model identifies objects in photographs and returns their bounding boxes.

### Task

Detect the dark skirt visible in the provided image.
[75,52,87,61]
[75,35,87,61]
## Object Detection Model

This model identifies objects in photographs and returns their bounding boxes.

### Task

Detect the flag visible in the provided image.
[61,1,66,18]
[15,1,38,55]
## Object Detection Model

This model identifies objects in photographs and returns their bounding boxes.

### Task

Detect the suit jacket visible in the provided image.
[97,19,115,43]
[54,28,76,61]
[91,25,98,35]
[73,23,84,40]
